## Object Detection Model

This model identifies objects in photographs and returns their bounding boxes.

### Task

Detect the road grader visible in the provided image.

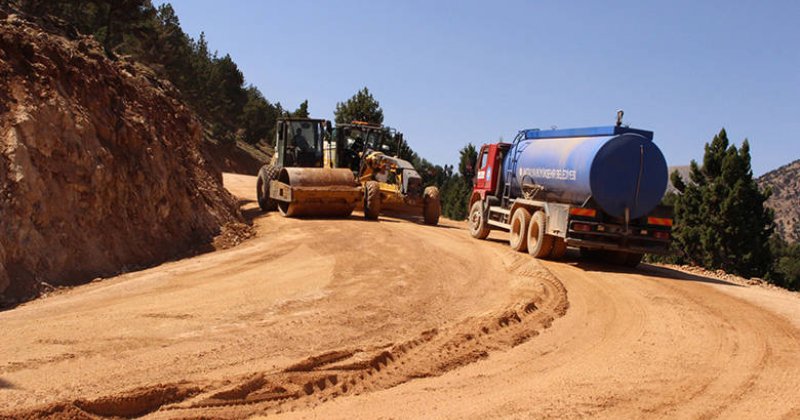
[256,118,440,225]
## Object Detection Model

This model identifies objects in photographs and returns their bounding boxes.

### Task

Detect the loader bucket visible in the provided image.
[269,168,362,218]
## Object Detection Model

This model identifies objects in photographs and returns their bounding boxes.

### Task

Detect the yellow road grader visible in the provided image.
[256,118,440,225]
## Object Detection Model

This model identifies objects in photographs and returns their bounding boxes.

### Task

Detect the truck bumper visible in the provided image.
[566,237,671,255]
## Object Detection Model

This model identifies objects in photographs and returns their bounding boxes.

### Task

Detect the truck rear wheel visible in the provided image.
[509,208,530,252]
[527,210,554,258]
[549,238,568,260]
[256,165,281,211]
[423,186,441,226]
[364,181,381,220]
[624,252,643,267]
[468,201,490,240]
[580,247,600,260]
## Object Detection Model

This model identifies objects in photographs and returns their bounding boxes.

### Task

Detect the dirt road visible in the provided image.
[2,174,799,419]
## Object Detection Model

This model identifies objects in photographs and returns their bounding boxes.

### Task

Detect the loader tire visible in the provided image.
[468,201,490,240]
[423,186,441,226]
[257,165,281,211]
[527,210,554,258]
[549,237,568,260]
[509,208,530,252]
[364,181,381,220]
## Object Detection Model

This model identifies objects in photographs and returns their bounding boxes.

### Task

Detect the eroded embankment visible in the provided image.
[0,10,245,303]
[4,253,567,419]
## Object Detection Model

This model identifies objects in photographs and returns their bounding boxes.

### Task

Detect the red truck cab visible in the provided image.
[470,142,511,209]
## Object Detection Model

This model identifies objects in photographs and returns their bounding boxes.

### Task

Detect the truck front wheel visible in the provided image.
[527,210,554,258]
[469,201,490,239]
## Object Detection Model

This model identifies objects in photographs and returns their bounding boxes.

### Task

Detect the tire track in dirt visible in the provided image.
[623,266,800,419]
[4,253,567,419]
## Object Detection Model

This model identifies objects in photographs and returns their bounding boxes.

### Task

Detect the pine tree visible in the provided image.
[671,129,774,278]
[239,87,278,144]
[292,100,309,118]
[334,87,384,125]
[437,144,477,220]
[458,143,477,188]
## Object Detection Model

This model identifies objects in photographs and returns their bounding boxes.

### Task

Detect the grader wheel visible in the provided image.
[364,181,381,220]
[423,186,441,226]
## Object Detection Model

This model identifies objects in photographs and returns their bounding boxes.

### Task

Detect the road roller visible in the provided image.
[269,167,362,217]
[468,111,673,267]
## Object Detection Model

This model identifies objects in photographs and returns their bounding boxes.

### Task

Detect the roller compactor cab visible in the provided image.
[469,117,673,267]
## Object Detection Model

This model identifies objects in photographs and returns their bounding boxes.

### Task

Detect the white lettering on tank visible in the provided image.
[518,167,577,181]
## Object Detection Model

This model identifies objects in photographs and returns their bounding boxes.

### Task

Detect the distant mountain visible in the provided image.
[758,159,800,243]
[667,165,692,193]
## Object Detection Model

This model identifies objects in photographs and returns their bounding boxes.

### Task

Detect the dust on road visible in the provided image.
[2,174,799,419]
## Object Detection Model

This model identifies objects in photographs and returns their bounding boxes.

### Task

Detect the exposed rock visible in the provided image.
[758,159,800,243]
[0,14,243,303]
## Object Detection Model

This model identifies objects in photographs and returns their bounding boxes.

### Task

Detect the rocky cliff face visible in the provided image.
[0,12,243,303]
[759,159,800,243]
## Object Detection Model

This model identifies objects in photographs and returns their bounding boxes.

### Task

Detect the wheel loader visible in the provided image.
[256,118,440,225]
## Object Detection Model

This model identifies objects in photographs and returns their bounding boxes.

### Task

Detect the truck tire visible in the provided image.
[527,210,554,258]
[549,237,568,260]
[509,208,530,252]
[624,252,643,268]
[423,186,441,226]
[468,201,490,240]
[580,247,599,260]
[364,181,381,220]
[256,165,281,211]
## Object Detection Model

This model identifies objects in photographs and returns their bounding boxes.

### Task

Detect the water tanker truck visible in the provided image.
[468,113,673,267]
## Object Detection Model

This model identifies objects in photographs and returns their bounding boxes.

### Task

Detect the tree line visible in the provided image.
[13,0,285,145]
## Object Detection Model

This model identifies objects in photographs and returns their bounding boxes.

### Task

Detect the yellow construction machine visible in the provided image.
[341,121,440,225]
[256,118,440,225]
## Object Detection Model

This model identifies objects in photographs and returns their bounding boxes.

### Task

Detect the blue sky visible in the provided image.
[159,0,799,176]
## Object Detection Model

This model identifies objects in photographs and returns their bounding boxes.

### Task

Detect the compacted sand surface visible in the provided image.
[1,173,798,419]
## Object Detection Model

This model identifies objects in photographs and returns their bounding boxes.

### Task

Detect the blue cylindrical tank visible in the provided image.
[505,127,668,219]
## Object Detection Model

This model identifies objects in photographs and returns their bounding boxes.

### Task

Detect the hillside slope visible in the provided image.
[758,159,800,242]
[0,12,244,303]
